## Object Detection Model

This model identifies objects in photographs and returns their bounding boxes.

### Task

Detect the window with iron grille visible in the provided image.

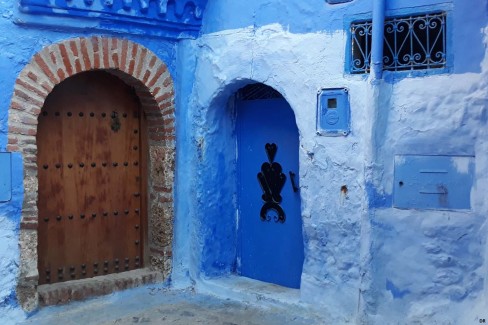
[237,83,283,100]
[350,11,447,74]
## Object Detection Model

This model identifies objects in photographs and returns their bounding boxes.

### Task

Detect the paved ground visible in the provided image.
[20,285,325,325]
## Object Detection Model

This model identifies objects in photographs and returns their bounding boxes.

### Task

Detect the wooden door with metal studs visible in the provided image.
[37,71,144,284]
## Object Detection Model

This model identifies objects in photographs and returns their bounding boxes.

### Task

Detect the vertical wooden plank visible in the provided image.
[139,108,148,267]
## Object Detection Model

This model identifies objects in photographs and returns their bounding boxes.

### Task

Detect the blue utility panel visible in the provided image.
[393,155,474,210]
[317,88,350,136]
[0,153,12,202]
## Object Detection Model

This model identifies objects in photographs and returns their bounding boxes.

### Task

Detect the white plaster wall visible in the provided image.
[363,26,488,325]
[191,21,488,324]
[191,24,372,323]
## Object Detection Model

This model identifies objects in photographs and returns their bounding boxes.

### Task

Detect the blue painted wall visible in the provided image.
[202,0,485,74]
[186,0,488,323]
[0,0,182,320]
[0,5,179,152]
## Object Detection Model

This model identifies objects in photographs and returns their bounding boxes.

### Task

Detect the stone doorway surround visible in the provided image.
[7,37,176,311]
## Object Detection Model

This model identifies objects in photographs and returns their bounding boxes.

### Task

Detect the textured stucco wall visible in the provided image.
[179,0,488,323]
[185,22,368,323]
[0,152,24,321]
[364,42,488,324]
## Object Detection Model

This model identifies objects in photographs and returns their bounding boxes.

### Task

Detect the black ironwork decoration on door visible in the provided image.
[257,143,287,223]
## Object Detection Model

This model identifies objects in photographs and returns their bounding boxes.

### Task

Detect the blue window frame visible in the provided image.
[350,11,447,74]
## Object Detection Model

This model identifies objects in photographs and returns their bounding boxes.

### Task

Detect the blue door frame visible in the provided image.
[236,97,304,289]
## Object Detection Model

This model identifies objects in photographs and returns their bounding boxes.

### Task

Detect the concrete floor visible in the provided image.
[20,284,326,325]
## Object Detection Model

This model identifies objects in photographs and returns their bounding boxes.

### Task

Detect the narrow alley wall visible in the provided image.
[0,0,181,321]
[180,0,488,323]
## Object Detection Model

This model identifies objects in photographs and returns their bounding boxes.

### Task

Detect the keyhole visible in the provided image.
[111,111,121,132]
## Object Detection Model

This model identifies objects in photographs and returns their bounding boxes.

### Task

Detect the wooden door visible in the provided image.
[37,71,144,285]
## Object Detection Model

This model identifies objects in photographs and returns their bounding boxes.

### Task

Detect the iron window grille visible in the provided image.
[237,83,284,100]
[350,11,447,74]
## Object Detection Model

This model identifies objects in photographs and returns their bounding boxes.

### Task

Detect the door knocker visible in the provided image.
[111,111,121,132]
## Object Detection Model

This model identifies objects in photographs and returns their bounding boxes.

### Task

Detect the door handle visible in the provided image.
[289,171,299,193]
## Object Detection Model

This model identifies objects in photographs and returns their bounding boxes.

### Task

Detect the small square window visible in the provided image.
[327,98,337,109]
[350,11,447,74]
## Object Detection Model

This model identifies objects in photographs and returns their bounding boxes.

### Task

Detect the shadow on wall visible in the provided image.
[195,79,270,277]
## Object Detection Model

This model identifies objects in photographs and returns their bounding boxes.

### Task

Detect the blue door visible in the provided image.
[237,96,304,289]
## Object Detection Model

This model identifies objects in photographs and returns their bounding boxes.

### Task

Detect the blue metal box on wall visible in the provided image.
[0,153,12,202]
[393,155,474,210]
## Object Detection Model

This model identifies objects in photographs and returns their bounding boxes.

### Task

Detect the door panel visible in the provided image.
[38,71,143,284]
[237,98,304,289]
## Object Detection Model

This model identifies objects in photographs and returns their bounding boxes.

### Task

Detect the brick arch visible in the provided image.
[8,37,175,311]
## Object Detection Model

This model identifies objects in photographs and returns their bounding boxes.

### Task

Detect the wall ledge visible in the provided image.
[38,268,163,306]
[17,0,208,39]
